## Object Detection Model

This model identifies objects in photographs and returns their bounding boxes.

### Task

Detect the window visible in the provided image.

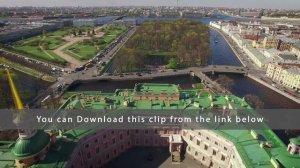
[224,147,227,151]
[114,149,117,155]
[155,129,158,134]
[197,140,200,146]
[111,130,114,134]
[136,139,139,144]
[206,137,210,140]
[198,132,201,136]
[96,147,100,154]
[112,138,116,144]
[106,154,109,159]
[98,159,102,164]
[95,139,98,143]
[87,153,91,159]
[103,134,106,139]
[195,152,198,156]
[135,130,139,134]
[85,144,89,148]
[128,141,131,146]
[145,139,148,144]
[120,134,123,140]
[213,150,216,156]
[215,141,218,145]
[190,135,193,141]
[204,144,208,150]
[145,130,148,134]
[221,155,225,161]
[104,143,108,149]
[121,145,124,150]
[127,130,130,136]
[188,147,191,151]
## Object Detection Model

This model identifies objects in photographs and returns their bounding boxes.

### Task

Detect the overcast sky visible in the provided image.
[0,0,299,10]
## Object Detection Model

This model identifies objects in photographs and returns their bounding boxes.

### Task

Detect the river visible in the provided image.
[70,15,300,109]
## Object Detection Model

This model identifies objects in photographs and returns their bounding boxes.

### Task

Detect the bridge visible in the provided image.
[79,65,248,81]
[27,65,248,107]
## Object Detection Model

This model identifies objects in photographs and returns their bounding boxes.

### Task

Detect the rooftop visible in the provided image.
[0,83,299,168]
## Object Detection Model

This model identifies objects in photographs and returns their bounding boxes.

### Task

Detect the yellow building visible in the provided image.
[281,68,300,90]
[266,63,300,90]
[262,36,280,49]
[291,44,300,58]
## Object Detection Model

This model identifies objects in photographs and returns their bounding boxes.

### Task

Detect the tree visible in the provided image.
[215,75,234,90]
[78,29,83,35]
[42,43,49,50]
[72,30,77,36]
[167,58,178,69]
[244,94,264,109]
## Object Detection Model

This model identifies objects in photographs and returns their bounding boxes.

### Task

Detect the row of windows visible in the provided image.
[185,131,228,151]
[188,147,226,162]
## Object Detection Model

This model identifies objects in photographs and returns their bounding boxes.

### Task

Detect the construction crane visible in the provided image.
[5,68,24,110]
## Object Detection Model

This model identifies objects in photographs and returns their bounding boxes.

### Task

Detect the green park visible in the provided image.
[7,25,128,66]
[63,25,127,61]
[113,20,210,72]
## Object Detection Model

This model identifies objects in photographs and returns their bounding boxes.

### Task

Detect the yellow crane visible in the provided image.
[5,68,24,110]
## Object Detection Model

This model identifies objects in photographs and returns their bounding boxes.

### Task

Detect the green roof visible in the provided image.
[290,137,300,146]
[1,83,300,168]
[12,130,50,159]
[134,83,179,94]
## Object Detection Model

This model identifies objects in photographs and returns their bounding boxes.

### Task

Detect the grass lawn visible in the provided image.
[13,45,67,65]
[65,42,98,60]
[64,26,128,61]
[9,28,79,66]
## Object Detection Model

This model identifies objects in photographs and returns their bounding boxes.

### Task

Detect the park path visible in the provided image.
[53,26,104,68]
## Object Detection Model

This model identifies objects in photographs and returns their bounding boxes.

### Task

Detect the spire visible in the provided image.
[6,69,37,139]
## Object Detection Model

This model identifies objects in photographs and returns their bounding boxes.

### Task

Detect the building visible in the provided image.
[0,22,61,43]
[244,44,272,68]
[1,83,300,168]
[262,36,281,49]
[291,43,300,58]
[266,63,300,90]
[73,19,95,27]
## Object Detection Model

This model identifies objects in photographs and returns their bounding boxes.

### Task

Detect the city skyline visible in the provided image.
[0,0,300,9]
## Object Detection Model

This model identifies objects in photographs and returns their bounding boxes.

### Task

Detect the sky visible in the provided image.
[0,0,299,10]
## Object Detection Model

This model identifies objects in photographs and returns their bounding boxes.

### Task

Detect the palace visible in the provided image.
[0,83,300,168]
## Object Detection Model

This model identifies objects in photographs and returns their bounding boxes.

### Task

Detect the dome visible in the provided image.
[12,130,50,159]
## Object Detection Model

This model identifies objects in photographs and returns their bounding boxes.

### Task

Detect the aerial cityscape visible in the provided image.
[1,0,300,168]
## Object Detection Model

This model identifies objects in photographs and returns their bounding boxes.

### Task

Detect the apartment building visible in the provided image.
[267,63,300,90]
